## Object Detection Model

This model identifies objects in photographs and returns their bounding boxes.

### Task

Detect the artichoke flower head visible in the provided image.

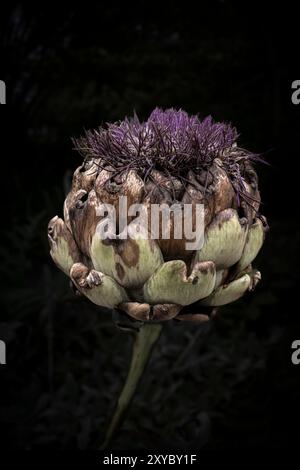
[48,108,268,325]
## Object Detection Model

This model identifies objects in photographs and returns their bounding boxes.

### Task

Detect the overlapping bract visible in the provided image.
[48,109,268,324]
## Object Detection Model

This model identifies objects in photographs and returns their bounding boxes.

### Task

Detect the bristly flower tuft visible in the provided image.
[73,108,262,206]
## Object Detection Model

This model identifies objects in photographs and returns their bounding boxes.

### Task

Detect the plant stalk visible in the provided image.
[100,322,163,449]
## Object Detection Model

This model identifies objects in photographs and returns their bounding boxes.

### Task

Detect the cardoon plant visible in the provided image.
[48,108,268,447]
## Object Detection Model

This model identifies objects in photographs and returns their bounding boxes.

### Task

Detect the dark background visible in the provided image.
[0,1,299,450]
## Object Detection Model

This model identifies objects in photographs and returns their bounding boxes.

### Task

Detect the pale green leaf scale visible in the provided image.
[143,259,216,306]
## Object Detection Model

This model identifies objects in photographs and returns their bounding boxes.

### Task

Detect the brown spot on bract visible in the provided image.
[198,261,215,276]
[116,262,125,280]
[117,239,139,267]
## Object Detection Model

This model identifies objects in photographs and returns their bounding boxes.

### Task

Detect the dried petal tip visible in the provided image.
[70,262,129,308]
[48,216,81,275]
[118,302,182,322]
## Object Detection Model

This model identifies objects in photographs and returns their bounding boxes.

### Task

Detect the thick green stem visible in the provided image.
[101,322,163,449]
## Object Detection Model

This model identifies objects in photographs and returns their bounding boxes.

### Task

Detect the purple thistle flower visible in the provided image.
[73,108,262,207]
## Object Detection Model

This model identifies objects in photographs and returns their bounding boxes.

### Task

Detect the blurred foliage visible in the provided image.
[0,1,300,450]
